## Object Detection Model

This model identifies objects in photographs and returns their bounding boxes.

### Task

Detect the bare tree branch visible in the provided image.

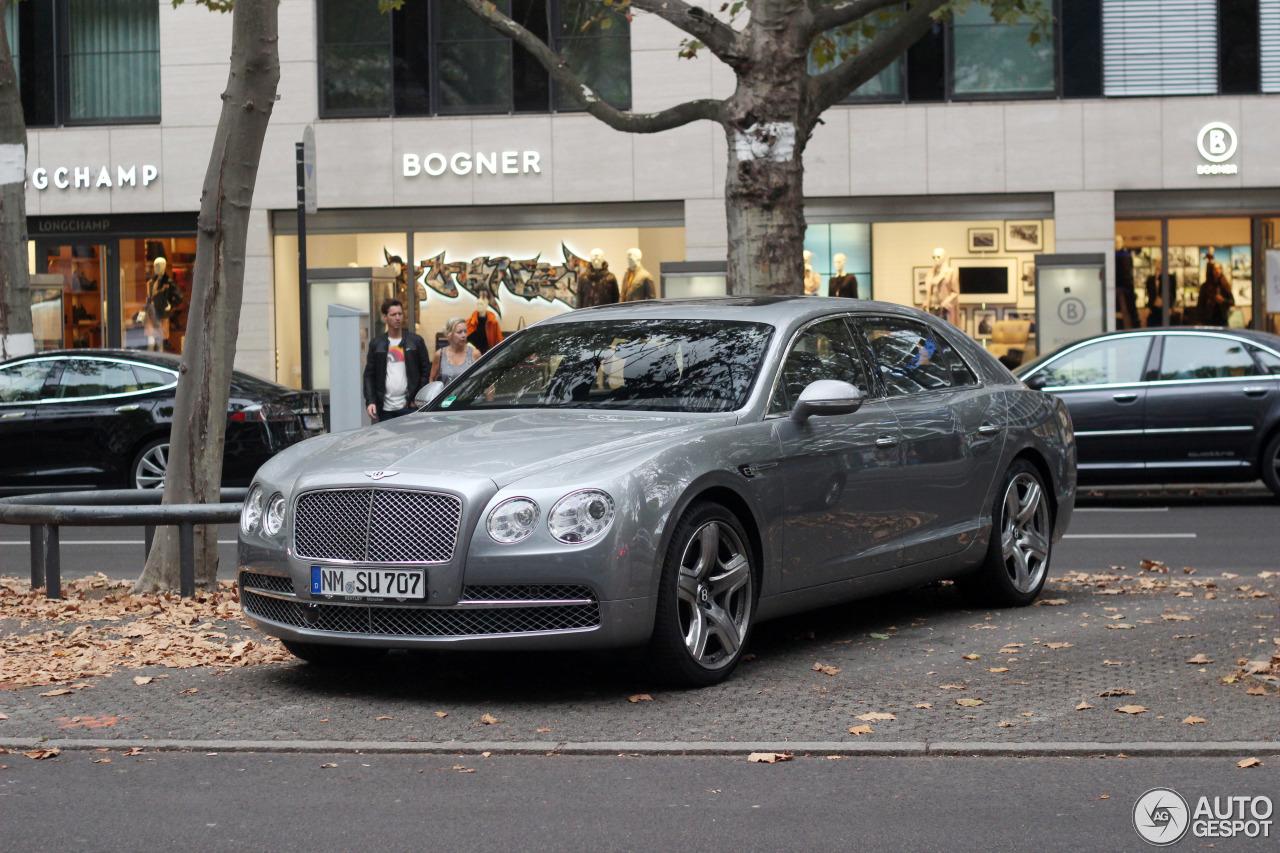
[451,0,723,133]
[808,0,909,36]
[808,0,945,113]
[629,0,743,60]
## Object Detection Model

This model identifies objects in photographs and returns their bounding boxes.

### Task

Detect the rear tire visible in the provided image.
[281,639,386,668]
[646,501,756,687]
[1261,432,1280,497]
[131,438,169,490]
[956,459,1053,608]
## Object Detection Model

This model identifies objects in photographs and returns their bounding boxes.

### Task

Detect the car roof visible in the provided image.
[3,348,183,368]
[535,296,928,328]
[1017,326,1280,374]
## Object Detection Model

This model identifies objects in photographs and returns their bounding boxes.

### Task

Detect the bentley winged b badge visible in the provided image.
[364,470,399,481]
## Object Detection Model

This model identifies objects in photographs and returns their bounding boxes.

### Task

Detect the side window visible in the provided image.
[1158,336,1256,381]
[769,318,869,414]
[1037,337,1151,387]
[932,328,979,387]
[0,362,52,403]
[57,360,141,399]
[1250,346,1280,375]
[858,316,952,397]
[133,365,177,390]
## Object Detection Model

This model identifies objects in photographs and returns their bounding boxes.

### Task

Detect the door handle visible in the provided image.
[1242,387,1268,397]
[1112,393,1139,403]
[977,423,1000,436]
[875,436,899,449]
[0,411,26,419]
[115,404,140,413]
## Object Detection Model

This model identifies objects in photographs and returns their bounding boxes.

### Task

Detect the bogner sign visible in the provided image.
[1196,122,1238,175]
[403,150,542,177]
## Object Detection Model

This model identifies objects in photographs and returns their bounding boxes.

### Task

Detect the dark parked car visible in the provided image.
[1015,327,1280,495]
[0,349,323,492]
[239,297,1075,685]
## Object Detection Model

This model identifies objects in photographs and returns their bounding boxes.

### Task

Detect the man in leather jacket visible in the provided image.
[363,299,429,421]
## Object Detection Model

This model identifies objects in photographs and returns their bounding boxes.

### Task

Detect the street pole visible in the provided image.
[296,141,311,389]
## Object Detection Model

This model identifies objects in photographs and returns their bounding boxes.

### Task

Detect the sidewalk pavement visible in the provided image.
[1,566,1276,757]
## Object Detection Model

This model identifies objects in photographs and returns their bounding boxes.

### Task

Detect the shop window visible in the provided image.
[318,0,629,118]
[10,0,160,127]
[804,223,872,298]
[121,239,194,355]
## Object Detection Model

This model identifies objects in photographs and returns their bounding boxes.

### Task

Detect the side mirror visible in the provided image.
[415,380,445,408]
[792,379,863,423]
[1023,373,1048,391]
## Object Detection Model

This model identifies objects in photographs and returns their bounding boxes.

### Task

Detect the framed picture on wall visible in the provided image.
[1021,260,1036,294]
[958,307,971,335]
[1001,307,1034,324]
[968,228,999,253]
[1005,220,1043,252]
[912,266,930,305]
[972,308,997,338]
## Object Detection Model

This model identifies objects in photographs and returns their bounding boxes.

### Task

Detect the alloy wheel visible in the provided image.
[675,520,752,670]
[999,472,1050,594]
[134,442,169,490]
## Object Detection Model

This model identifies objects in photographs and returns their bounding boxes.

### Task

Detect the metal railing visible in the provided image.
[0,489,247,599]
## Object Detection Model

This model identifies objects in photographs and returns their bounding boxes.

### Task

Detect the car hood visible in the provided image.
[294,409,734,488]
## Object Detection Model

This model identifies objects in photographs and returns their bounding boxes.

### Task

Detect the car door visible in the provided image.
[1143,332,1273,477]
[0,359,57,490]
[773,317,904,591]
[855,315,1005,565]
[37,357,159,487]
[1023,335,1155,484]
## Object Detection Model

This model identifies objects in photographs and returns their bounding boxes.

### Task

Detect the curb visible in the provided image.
[4,739,1277,757]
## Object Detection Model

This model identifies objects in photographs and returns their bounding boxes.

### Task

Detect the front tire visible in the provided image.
[1260,431,1280,497]
[281,639,386,668]
[957,459,1053,607]
[131,438,169,490]
[647,502,756,687]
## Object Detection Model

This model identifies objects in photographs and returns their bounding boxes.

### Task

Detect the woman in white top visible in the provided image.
[430,316,482,384]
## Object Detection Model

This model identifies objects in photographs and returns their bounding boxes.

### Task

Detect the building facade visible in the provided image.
[17,0,1280,387]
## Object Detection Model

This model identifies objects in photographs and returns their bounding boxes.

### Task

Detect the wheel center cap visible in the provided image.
[698,586,710,606]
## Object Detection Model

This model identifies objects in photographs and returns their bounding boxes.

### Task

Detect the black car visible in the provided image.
[0,350,324,493]
[1015,328,1280,495]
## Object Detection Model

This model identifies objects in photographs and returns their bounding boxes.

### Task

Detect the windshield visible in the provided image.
[433,319,774,413]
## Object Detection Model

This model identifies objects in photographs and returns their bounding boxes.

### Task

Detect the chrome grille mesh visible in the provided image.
[294,488,462,564]
[241,589,600,637]
[239,572,294,594]
[461,584,594,602]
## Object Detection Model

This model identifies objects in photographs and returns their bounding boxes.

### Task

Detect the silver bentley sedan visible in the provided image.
[238,297,1076,685]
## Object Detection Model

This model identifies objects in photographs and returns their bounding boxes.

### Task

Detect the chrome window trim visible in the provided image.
[1024,334,1154,390]
[0,355,179,406]
[851,313,988,401]
[764,312,887,417]
[1075,425,1254,438]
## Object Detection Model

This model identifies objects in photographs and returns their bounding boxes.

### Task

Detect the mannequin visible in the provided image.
[924,248,959,327]
[466,288,503,353]
[1197,259,1234,326]
[1115,235,1137,329]
[144,257,180,351]
[828,253,859,299]
[577,248,619,308]
[621,248,657,301]
[802,249,821,295]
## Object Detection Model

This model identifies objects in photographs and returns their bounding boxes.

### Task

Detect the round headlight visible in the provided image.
[240,484,264,534]
[487,497,540,544]
[263,493,286,536]
[548,489,615,544]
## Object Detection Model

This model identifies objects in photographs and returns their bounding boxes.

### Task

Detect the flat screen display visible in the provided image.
[958,266,1009,295]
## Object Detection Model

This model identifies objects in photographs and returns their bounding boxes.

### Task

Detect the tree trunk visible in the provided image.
[721,0,814,297]
[133,0,280,593]
[0,0,32,360]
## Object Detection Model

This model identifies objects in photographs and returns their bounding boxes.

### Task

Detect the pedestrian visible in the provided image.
[1197,260,1234,326]
[430,316,482,384]
[363,298,429,422]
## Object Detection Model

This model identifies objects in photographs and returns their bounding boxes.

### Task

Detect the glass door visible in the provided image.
[43,244,106,349]
[1263,219,1280,335]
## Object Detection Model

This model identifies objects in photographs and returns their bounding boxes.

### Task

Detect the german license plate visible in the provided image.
[302,414,324,431]
[311,566,425,600]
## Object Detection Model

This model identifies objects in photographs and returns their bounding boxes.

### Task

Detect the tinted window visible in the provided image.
[133,365,177,389]
[933,330,978,387]
[859,316,952,396]
[438,319,772,413]
[1158,335,1256,381]
[1250,346,1280,375]
[770,318,869,414]
[1037,337,1151,387]
[57,360,141,398]
[0,362,52,403]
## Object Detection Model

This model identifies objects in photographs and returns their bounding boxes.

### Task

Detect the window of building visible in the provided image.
[1102,0,1220,96]
[318,0,630,118]
[951,5,1055,96]
[9,0,160,127]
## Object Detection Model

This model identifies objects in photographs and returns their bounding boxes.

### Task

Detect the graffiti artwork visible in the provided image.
[405,243,591,309]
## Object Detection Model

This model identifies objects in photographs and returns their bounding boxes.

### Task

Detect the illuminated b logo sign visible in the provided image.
[1197,122,1237,163]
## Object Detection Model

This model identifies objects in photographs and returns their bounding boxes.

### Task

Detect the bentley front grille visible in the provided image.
[293,488,462,564]
[241,588,601,637]
[239,572,294,594]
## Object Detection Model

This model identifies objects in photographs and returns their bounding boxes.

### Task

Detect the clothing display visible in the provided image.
[804,267,821,296]
[828,274,858,299]
[467,310,503,353]
[621,264,656,301]
[578,264,619,308]
[927,266,959,327]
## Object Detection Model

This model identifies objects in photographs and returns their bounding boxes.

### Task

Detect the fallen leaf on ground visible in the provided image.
[1237,758,1263,769]
[375,716,393,721]
[434,712,448,718]
[537,727,551,733]
[987,667,1010,673]
[133,676,154,686]
[1187,654,1213,664]
[1182,716,1207,725]
[914,702,933,709]
[452,765,475,773]
[956,698,984,707]
[938,684,966,690]
[92,758,110,764]
[812,663,840,676]
[179,688,198,694]
[1036,599,1067,606]
[1106,623,1135,630]
[848,725,874,735]
[39,689,73,697]
[854,712,895,721]
[748,752,792,764]
[962,654,981,660]
[1246,687,1267,696]
[628,694,653,702]
[23,749,60,760]
[869,633,890,640]
[999,721,1015,727]
[1098,688,1135,697]
[1116,705,1148,714]
[1161,614,1192,621]
[1043,642,1073,649]
[1102,660,1123,666]
[481,751,491,757]
[320,763,338,768]
[122,747,145,756]
[480,713,500,725]
[1076,702,1094,710]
